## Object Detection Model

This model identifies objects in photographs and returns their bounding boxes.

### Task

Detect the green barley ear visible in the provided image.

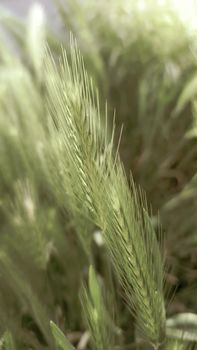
[45,37,166,347]
[80,265,113,350]
[95,164,166,347]
[50,321,75,350]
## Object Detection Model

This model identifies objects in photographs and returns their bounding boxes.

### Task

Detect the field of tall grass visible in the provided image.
[0,1,196,349]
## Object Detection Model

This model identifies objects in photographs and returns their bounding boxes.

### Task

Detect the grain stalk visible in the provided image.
[45,37,166,347]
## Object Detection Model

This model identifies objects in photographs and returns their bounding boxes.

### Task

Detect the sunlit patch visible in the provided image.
[137,0,197,30]
[172,0,197,30]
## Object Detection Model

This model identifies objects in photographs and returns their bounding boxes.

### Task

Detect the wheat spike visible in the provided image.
[45,37,166,346]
